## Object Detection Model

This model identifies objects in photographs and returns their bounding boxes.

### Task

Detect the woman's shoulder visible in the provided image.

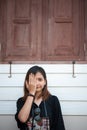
[47,95,60,104]
[49,95,59,100]
[16,97,25,104]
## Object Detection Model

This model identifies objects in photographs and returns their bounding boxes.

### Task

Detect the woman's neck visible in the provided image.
[34,92,42,106]
[35,91,41,98]
[34,97,42,106]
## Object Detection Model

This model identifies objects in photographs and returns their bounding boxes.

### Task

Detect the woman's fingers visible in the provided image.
[29,73,34,83]
[29,73,36,86]
[28,73,37,94]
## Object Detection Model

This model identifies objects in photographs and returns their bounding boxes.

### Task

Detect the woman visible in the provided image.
[15,65,65,130]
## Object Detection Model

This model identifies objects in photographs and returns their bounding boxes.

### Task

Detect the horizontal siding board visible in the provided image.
[47,74,87,87]
[49,88,87,101]
[0,74,87,87]
[75,64,87,73]
[0,88,23,100]
[0,74,25,87]
[0,87,87,101]
[11,64,73,73]
[0,101,87,115]
[0,64,72,73]
[0,101,16,114]
[61,102,87,115]
[1,64,87,74]
[0,64,9,73]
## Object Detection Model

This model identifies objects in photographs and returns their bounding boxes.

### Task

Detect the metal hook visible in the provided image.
[8,61,12,78]
[72,61,76,78]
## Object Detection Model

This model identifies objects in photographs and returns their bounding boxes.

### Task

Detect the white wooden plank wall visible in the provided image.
[0,64,87,116]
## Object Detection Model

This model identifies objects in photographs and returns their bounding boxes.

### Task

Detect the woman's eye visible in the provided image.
[38,78,42,81]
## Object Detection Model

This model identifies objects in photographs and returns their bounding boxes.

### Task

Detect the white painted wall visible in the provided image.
[0,64,87,130]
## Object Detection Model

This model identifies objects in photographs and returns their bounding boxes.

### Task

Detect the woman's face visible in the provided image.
[34,72,46,93]
[26,72,46,93]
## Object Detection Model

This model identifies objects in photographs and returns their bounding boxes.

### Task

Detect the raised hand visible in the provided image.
[26,73,37,95]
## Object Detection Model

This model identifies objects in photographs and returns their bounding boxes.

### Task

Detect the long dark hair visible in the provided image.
[23,66,51,101]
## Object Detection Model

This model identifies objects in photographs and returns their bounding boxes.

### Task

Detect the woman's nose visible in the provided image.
[35,79,38,84]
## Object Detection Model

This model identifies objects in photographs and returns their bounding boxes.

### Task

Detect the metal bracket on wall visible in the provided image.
[72,61,76,78]
[8,61,12,78]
